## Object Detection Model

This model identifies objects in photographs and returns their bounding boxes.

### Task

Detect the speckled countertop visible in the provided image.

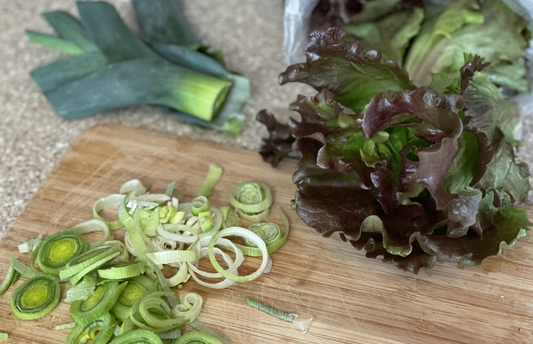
[1,0,533,239]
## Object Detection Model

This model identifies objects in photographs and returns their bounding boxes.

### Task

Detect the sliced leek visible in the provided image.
[245,297,314,333]
[10,254,42,279]
[0,333,7,341]
[110,329,163,344]
[229,182,273,223]
[98,261,146,279]
[111,275,155,322]
[208,228,270,283]
[65,275,97,302]
[219,206,240,229]
[0,264,17,296]
[36,230,88,275]
[69,219,112,250]
[198,164,223,198]
[18,234,43,253]
[70,280,127,325]
[120,179,147,196]
[172,292,203,323]
[93,194,125,229]
[190,196,209,216]
[55,322,77,330]
[233,208,290,257]
[65,313,117,344]
[11,274,60,320]
[59,244,119,281]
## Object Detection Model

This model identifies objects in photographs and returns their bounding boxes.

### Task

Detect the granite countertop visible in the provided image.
[1,0,533,239]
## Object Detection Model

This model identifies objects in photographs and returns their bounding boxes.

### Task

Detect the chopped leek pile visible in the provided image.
[0,164,294,342]
[26,0,250,135]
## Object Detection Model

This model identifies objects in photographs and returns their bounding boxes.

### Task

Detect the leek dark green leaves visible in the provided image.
[27,0,250,134]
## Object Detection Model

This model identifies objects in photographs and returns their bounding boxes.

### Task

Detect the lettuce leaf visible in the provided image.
[264,28,531,273]
[404,0,529,93]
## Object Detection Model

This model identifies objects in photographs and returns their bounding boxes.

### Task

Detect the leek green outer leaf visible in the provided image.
[77,1,159,63]
[132,0,200,46]
[26,31,85,55]
[70,280,128,326]
[30,51,108,93]
[152,44,228,77]
[110,329,163,344]
[44,58,231,121]
[42,11,99,52]
[11,274,60,320]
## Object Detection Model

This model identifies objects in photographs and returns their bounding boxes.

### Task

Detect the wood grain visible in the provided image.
[1,123,533,344]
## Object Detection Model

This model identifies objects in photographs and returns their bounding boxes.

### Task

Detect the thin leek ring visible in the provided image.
[36,230,88,276]
[208,227,270,283]
[111,275,154,322]
[11,274,60,320]
[93,194,125,230]
[70,280,128,326]
[109,329,163,343]
[190,196,209,216]
[229,182,272,214]
[65,313,117,344]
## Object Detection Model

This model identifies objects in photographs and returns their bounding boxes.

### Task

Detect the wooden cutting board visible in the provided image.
[1,123,533,344]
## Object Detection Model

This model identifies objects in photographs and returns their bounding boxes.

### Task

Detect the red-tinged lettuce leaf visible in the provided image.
[417,191,531,265]
[279,28,416,113]
[362,86,465,210]
[256,110,295,167]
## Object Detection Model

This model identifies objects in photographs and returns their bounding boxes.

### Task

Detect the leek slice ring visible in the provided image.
[93,194,125,230]
[11,274,60,320]
[65,313,117,344]
[208,227,270,283]
[229,182,272,214]
[111,275,154,322]
[36,230,88,276]
[70,280,128,326]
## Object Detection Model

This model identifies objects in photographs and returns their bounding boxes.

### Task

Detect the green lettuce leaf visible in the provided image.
[404,0,529,93]
[344,8,424,65]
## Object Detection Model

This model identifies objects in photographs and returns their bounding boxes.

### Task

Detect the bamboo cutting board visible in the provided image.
[1,123,533,344]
